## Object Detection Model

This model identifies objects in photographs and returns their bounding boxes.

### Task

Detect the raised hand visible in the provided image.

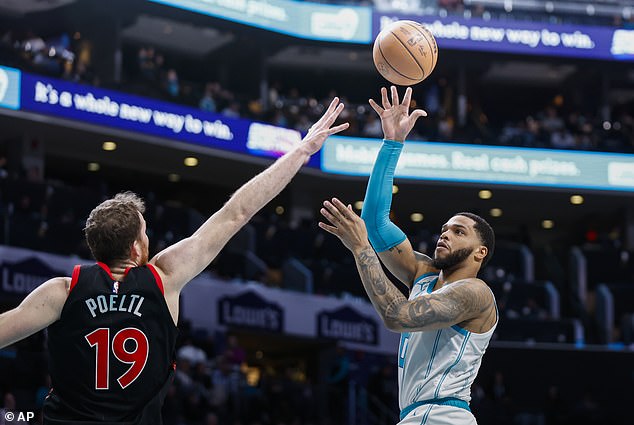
[319,198,370,254]
[301,97,349,156]
[369,86,427,143]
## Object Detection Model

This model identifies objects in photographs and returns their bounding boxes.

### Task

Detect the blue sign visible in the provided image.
[374,14,634,62]
[317,306,378,345]
[0,65,21,110]
[148,0,372,43]
[218,291,284,332]
[19,73,319,166]
[1,257,66,295]
[322,136,634,192]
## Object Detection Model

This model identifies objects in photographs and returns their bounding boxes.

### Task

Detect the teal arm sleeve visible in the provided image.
[360,139,407,252]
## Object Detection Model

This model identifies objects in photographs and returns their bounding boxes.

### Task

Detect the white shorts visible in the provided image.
[397,404,477,425]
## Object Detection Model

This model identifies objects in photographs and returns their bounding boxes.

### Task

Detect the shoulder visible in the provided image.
[44,276,71,294]
[412,252,439,282]
[445,277,490,295]
[24,277,70,318]
[441,278,494,311]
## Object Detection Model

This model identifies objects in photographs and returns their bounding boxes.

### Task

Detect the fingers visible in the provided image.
[331,198,352,217]
[325,102,345,128]
[402,87,412,108]
[391,86,399,108]
[318,221,338,236]
[409,109,428,126]
[325,97,340,117]
[320,205,340,225]
[322,199,350,225]
[327,122,350,135]
[381,87,390,110]
[314,97,342,128]
[311,102,344,135]
[368,98,383,116]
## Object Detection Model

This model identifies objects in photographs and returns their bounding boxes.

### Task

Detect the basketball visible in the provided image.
[372,20,438,86]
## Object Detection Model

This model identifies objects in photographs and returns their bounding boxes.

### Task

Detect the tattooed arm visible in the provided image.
[355,247,492,332]
[319,198,493,332]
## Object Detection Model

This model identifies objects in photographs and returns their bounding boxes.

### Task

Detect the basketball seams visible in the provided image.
[377,36,419,83]
[388,30,425,81]
[403,21,438,71]
[403,21,437,71]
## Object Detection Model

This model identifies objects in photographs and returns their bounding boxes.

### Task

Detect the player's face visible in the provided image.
[137,212,150,266]
[432,215,481,270]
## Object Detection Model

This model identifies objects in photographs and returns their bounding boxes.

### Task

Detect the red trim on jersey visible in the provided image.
[147,264,164,295]
[97,262,116,281]
[124,267,132,277]
[69,265,81,293]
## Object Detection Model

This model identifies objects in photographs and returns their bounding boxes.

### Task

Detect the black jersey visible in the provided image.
[43,263,178,424]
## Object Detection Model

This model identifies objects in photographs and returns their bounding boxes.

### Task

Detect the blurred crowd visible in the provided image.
[1,27,633,154]
[128,46,634,154]
[0,29,96,86]
[119,42,634,154]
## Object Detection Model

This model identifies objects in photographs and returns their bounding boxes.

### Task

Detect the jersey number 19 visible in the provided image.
[85,327,149,390]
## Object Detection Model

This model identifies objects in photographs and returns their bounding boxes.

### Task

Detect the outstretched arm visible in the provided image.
[320,198,492,332]
[361,87,432,287]
[151,98,349,294]
[0,277,69,349]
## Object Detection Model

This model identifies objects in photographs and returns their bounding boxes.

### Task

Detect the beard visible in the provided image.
[136,239,149,266]
[432,247,473,270]
[139,248,149,266]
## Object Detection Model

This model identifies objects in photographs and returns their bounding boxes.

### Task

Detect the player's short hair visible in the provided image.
[455,212,495,268]
[84,192,146,265]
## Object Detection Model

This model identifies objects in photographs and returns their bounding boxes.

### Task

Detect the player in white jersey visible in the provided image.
[319,86,497,425]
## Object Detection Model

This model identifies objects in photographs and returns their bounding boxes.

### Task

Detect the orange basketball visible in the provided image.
[372,20,438,86]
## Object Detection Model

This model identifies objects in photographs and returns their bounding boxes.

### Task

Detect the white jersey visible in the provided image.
[397,273,497,413]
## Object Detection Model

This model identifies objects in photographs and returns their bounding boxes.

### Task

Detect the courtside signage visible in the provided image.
[218,291,284,332]
[317,306,378,345]
[21,73,244,150]
[374,14,634,62]
[182,276,400,353]
[0,245,88,298]
[17,73,315,164]
[322,136,634,191]
[148,0,372,43]
[0,65,21,110]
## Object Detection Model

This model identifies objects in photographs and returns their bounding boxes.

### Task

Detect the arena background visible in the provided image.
[0,0,633,424]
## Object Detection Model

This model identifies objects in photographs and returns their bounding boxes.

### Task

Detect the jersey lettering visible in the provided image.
[85,294,145,318]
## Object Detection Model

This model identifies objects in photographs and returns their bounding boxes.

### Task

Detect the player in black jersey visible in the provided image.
[0,98,348,424]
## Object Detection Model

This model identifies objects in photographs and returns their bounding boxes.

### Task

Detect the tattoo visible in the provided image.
[354,247,493,333]
[356,248,408,325]
[398,280,492,331]
[388,246,403,254]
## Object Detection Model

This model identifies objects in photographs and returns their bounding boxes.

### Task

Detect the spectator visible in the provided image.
[199,84,217,112]
[165,69,179,98]
[178,337,208,366]
[222,102,240,118]
[224,335,246,369]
